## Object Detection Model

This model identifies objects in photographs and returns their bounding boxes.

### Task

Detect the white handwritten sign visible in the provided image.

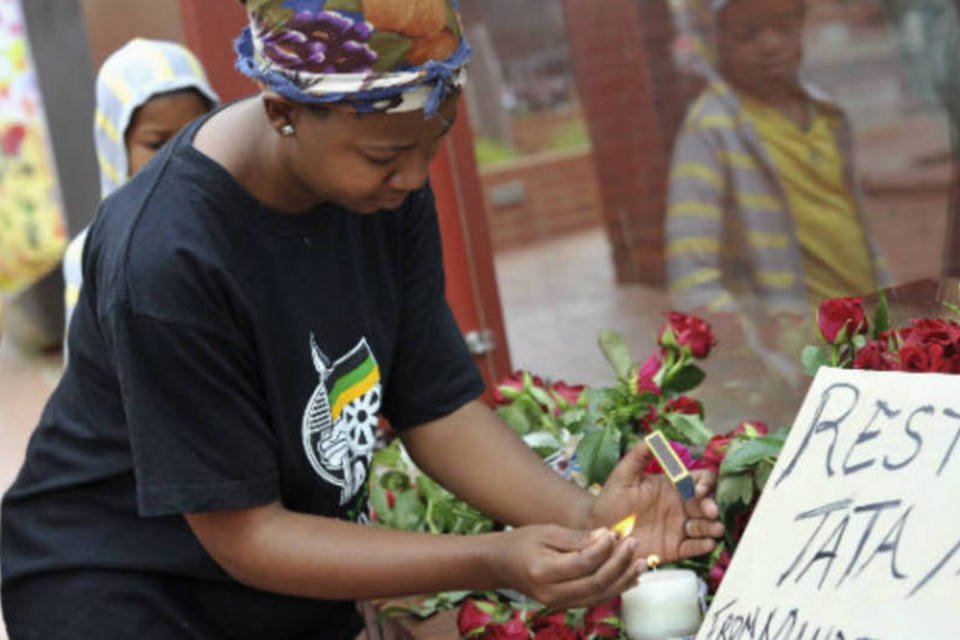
[697,367,960,640]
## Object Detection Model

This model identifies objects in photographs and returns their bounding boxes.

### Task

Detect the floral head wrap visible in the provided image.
[235,0,470,117]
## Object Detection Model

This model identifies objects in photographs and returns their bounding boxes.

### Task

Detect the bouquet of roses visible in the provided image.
[451,313,784,637]
[370,312,784,637]
[802,293,960,375]
[457,595,622,639]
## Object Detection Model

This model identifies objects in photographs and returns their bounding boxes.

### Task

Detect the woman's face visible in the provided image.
[283,94,460,214]
[716,0,805,98]
[125,89,211,177]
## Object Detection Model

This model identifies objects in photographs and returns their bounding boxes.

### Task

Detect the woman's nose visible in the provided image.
[756,26,787,52]
[388,150,430,192]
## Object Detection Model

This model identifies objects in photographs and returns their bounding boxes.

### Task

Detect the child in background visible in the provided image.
[666,0,890,321]
[62,38,217,333]
[665,0,894,418]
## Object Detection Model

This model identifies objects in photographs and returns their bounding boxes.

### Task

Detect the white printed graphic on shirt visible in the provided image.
[301,334,382,506]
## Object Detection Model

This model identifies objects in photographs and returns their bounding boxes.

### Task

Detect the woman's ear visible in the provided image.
[261,92,299,137]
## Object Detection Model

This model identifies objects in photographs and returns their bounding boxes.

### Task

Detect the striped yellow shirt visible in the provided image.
[740,94,876,303]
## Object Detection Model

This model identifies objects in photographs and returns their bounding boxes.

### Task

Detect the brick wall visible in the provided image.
[510,103,584,154]
[561,0,691,286]
[480,148,601,252]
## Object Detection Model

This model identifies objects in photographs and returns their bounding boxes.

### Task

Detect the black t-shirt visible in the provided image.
[1,114,484,638]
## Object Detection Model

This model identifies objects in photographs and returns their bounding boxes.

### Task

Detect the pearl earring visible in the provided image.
[280,124,295,137]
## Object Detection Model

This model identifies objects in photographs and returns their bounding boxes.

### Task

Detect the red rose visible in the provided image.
[707,550,731,593]
[665,395,703,418]
[493,371,546,405]
[901,318,960,351]
[659,312,716,358]
[584,597,621,637]
[703,422,768,472]
[488,618,533,640]
[531,610,583,639]
[731,421,768,438]
[531,611,566,630]
[703,434,730,473]
[636,404,659,433]
[853,339,898,371]
[533,626,583,640]
[899,343,953,373]
[635,352,662,394]
[550,380,585,408]
[457,599,497,635]
[817,297,867,344]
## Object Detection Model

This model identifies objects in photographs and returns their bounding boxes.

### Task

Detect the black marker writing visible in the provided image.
[882,403,926,471]
[779,500,852,587]
[837,500,901,588]
[908,534,960,597]
[777,383,859,488]
[854,505,911,581]
[937,408,960,476]
[841,401,890,475]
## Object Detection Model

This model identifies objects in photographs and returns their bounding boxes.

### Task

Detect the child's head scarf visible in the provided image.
[235,0,470,117]
[94,38,218,199]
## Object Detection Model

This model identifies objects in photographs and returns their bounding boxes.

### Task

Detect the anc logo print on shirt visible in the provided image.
[302,334,382,506]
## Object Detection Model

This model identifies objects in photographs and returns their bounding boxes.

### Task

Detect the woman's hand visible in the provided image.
[489,524,645,610]
[587,443,724,563]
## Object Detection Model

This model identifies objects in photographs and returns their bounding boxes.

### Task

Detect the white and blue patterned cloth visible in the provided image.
[63,39,218,336]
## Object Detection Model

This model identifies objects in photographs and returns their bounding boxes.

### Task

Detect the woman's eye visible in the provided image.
[364,154,397,166]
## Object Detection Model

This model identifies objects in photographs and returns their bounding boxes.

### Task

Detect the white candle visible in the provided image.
[620,569,703,640]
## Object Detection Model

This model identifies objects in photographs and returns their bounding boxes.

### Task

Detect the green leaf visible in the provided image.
[872,288,890,338]
[754,460,774,491]
[663,411,712,446]
[528,385,557,414]
[380,470,411,492]
[496,403,533,435]
[415,475,447,505]
[393,490,426,530]
[523,431,563,458]
[558,407,590,432]
[801,345,829,376]
[716,473,754,512]
[662,364,706,394]
[575,425,622,485]
[720,436,785,474]
[598,330,634,381]
[852,334,867,350]
[497,384,521,401]
[369,484,391,523]
[372,442,403,470]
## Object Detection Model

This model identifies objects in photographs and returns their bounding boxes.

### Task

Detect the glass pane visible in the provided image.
[461,0,957,433]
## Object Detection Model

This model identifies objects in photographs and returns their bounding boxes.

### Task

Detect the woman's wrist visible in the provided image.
[471,530,514,592]
[573,491,600,530]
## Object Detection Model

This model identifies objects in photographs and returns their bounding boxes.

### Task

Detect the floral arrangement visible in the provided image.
[803,293,960,374]
[370,291,960,638]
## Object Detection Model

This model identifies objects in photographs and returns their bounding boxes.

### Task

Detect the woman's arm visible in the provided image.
[185,502,642,609]
[402,400,724,563]
[400,399,595,529]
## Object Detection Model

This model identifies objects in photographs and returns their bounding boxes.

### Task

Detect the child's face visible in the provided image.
[283,95,459,214]
[716,0,805,97]
[125,89,210,177]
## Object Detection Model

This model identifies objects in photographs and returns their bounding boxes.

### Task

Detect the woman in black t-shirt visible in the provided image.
[1,1,724,637]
